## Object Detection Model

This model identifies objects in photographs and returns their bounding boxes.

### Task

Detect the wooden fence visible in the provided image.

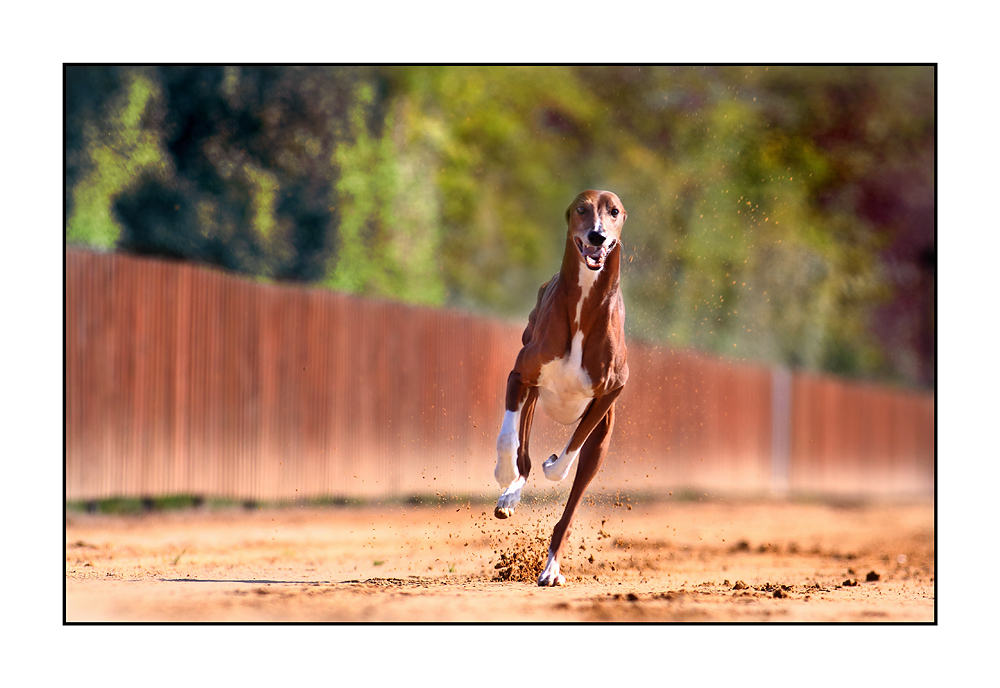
[65,250,935,502]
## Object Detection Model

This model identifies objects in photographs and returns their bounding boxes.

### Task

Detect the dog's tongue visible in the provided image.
[582,245,606,270]
[574,236,608,270]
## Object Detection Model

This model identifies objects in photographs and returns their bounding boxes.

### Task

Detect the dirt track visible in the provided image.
[65,496,934,622]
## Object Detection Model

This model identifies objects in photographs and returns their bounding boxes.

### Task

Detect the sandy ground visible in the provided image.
[65,495,934,622]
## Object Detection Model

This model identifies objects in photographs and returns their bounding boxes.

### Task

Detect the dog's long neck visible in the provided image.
[560,234,621,297]
[560,234,621,338]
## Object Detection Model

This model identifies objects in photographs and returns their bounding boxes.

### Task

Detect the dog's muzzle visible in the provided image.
[575,236,617,270]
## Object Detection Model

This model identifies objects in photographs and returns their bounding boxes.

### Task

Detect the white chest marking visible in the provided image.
[574,260,598,327]
[537,329,594,426]
[537,263,598,425]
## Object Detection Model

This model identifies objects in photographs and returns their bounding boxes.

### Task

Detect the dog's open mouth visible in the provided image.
[575,237,616,271]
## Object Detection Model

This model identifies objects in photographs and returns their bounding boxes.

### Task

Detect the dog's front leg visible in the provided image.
[495,372,536,518]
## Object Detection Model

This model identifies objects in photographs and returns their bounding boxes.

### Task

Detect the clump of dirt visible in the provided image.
[492,527,549,583]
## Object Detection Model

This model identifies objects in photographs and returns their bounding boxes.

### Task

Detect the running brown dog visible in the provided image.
[493,189,628,586]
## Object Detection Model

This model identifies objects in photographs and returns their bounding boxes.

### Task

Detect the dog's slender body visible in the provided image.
[494,189,628,586]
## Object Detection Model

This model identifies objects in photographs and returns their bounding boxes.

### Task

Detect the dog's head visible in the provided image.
[565,189,627,271]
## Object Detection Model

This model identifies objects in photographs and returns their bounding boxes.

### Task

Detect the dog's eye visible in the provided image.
[609,207,619,218]
[576,206,586,215]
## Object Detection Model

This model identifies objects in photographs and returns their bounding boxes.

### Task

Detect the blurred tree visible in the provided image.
[118,65,366,281]
[66,66,167,249]
[65,65,124,224]
[69,66,355,280]
[381,66,608,312]
[324,80,444,304]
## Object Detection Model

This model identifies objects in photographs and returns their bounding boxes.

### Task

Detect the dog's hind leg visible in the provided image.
[538,403,616,586]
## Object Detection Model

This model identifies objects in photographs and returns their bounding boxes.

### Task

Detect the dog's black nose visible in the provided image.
[587,229,606,246]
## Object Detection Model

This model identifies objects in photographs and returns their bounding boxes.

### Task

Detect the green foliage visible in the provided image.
[65,494,212,514]
[389,66,602,312]
[64,65,934,385]
[325,82,444,305]
[66,67,171,248]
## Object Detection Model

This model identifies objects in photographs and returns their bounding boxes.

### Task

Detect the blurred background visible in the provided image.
[64,65,935,505]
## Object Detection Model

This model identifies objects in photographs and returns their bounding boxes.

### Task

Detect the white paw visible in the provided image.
[542,449,578,482]
[537,551,565,587]
[494,476,525,519]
